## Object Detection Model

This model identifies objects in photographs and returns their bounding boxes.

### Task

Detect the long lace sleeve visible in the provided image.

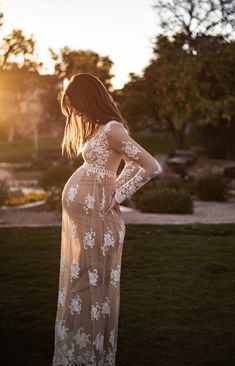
[115,160,140,190]
[105,122,162,205]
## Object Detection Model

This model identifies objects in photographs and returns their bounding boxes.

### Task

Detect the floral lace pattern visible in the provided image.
[53,120,162,366]
[101,297,111,317]
[105,121,162,204]
[67,220,77,240]
[69,294,82,315]
[56,320,69,341]
[115,161,140,189]
[70,263,80,282]
[93,333,104,353]
[84,228,96,250]
[58,288,66,306]
[118,223,125,244]
[83,192,95,214]
[82,162,116,183]
[53,330,117,366]
[110,265,121,288]
[74,327,91,348]
[114,165,161,204]
[81,128,116,183]
[121,141,141,160]
[88,268,99,286]
[66,184,79,205]
[101,227,115,256]
[91,301,101,321]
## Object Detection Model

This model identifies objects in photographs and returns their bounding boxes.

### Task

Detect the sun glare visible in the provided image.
[1,0,158,89]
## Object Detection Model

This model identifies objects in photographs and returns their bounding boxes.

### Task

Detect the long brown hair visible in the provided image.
[59,73,129,158]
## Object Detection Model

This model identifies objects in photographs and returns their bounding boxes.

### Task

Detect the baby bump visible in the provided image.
[61,170,125,264]
[61,169,120,223]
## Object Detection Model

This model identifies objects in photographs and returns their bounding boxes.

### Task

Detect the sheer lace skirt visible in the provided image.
[52,165,125,366]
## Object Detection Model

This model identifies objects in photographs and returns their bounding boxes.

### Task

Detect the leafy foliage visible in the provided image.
[0,179,10,205]
[196,174,230,201]
[153,0,235,39]
[48,47,114,90]
[136,186,193,214]
[4,191,47,206]
[40,165,75,190]
[0,29,42,71]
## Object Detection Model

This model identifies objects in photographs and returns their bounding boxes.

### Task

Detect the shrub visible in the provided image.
[224,166,235,179]
[4,192,47,206]
[196,174,230,201]
[160,176,196,195]
[136,187,193,214]
[40,165,75,190]
[39,164,83,212]
[46,186,62,212]
[206,138,227,159]
[134,177,196,208]
[0,179,10,205]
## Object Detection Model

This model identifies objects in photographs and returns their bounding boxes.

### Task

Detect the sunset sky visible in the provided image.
[1,0,160,89]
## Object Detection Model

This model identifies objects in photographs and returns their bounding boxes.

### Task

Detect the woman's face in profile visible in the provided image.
[64,95,89,124]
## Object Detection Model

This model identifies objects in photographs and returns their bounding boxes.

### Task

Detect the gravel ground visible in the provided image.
[0,200,234,227]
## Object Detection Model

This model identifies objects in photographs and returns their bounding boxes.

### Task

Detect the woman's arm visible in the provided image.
[106,122,162,205]
[116,160,140,190]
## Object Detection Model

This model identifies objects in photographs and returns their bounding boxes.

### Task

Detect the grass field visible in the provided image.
[0,130,203,162]
[0,224,235,366]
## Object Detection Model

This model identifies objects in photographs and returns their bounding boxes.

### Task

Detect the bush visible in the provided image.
[4,192,47,206]
[224,166,235,179]
[46,186,62,212]
[160,176,197,195]
[40,165,75,190]
[136,187,193,214]
[133,177,196,208]
[206,138,227,159]
[196,174,230,201]
[0,179,10,205]
[39,164,83,212]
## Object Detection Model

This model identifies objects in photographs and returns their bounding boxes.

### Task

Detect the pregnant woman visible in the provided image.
[52,73,162,365]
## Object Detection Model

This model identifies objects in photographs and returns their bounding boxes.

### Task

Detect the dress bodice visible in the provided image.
[81,120,162,204]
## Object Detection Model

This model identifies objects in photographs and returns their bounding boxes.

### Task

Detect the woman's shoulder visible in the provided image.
[103,120,127,133]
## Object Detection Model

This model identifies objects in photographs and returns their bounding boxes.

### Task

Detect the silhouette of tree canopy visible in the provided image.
[0,11,3,29]
[114,73,159,131]
[0,29,42,71]
[142,33,235,157]
[153,0,235,40]
[48,47,114,91]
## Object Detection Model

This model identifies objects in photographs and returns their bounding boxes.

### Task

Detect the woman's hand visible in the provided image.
[104,195,121,216]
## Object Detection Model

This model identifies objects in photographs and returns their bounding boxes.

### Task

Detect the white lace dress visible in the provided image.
[52,120,162,366]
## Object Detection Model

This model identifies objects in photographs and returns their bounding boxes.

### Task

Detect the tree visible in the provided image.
[144,34,200,148]
[194,37,235,158]
[143,33,235,157]
[49,47,114,91]
[0,11,3,29]
[153,0,235,40]
[0,27,44,144]
[0,29,42,71]
[114,72,160,132]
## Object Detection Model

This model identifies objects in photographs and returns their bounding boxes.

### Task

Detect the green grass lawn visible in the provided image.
[0,224,235,366]
[0,130,203,162]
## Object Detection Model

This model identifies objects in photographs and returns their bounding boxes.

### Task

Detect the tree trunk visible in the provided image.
[176,129,185,149]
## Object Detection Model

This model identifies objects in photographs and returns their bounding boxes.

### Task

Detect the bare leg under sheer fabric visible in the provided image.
[52,166,125,366]
[52,120,162,365]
